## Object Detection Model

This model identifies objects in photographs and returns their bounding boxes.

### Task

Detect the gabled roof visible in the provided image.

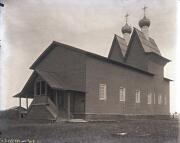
[134,28,161,55]
[30,42,57,69]
[115,34,128,56]
[108,34,127,62]
[30,41,154,76]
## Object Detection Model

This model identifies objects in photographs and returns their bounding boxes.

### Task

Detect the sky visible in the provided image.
[0,0,178,112]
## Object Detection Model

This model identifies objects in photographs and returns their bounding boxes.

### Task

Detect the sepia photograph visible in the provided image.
[0,0,179,142]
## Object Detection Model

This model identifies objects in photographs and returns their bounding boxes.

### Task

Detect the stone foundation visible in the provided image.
[84,114,171,121]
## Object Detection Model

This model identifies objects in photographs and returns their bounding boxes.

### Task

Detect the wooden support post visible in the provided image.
[67,92,71,120]
[56,90,58,107]
[19,97,22,118]
[26,97,28,110]
[19,97,21,108]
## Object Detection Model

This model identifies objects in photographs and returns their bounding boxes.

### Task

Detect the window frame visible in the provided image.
[153,92,156,104]
[99,84,107,100]
[158,94,162,105]
[35,80,47,96]
[135,90,141,103]
[119,87,126,101]
[36,81,41,96]
[147,92,152,104]
[41,81,46,95]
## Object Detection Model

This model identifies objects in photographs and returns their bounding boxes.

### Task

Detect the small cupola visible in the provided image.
[121,14,132,44]
[122,23,132,34]
[139,6,151,40]
[139,16,151,28]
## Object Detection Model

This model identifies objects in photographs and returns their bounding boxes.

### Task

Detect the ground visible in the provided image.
[0,118,179,143]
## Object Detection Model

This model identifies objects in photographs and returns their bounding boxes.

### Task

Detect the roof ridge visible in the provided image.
[133,27,162,56]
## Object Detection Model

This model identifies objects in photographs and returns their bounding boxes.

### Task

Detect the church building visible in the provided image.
[14,9,171,121]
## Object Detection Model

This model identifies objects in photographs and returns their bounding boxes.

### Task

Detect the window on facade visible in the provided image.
[36,80,46,96]
[158,94,162,105]
[153,93,156,104]
[135,90,140,103]
[99,84,107,100]
[119,87,126,101]
[41,81,46,95]
[147,93,152,104]
[36,81,41,95]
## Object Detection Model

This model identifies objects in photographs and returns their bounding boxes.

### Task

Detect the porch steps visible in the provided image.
[46,98,59,119]
[26,96,58,121]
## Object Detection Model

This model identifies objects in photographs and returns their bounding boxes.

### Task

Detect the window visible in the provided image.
[158,94,162,105]
[36,81,41,95]
[153,93,156,104]
[147,93,152,104]
[119,87,126,101]
[36,80,46,96]
[41,81,46,95]
[135,90,140,103]
[99,84,107,100]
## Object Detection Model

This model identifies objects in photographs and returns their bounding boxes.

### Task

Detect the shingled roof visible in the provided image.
[14,69,85,98]
[36,70,65,90]
[14,72,37,98]
[115,35,128,56]
[30,41,154,76]
[134,28,161,55]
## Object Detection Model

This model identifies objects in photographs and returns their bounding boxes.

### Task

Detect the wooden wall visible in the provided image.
[85,56,170,115]
[35,45,86,92]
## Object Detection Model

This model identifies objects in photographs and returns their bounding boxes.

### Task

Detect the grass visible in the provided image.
[0,118,179,143]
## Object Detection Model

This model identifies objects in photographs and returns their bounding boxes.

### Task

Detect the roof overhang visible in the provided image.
[13,92,34,98]
[163,77,173,82]
[146,52,171,65]
[13,69,86,98]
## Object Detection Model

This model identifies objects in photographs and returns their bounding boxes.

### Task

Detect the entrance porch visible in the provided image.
[14,70,86,121]
[17,89,85,120]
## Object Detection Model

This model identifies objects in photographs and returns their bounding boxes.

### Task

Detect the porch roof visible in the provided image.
[14,70,85,98]
[36,70,65,90]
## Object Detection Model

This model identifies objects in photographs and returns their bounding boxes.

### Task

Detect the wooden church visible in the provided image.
[14,10,171,121]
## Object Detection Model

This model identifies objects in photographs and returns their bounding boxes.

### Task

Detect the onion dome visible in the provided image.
[121,23,132,34]
[139,16,150,28]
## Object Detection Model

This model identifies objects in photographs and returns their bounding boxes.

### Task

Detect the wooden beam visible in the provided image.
[56,90,58,109]
[19,97,22,118]
[67,92,71,120]
[26,97,28,110]
[19,97,21,108]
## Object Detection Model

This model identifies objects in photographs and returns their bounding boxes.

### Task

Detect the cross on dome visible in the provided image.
[125,13,129,24]
[143,6,148,17]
